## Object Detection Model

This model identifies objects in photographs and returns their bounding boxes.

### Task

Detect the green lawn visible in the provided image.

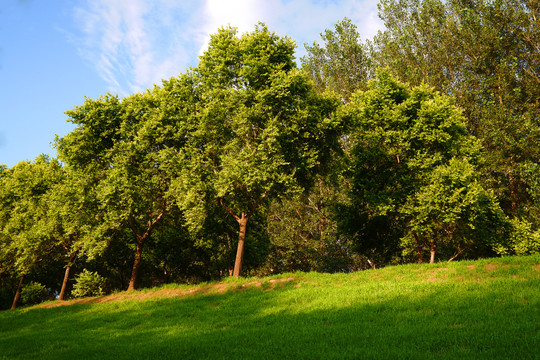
[1,255,539,359]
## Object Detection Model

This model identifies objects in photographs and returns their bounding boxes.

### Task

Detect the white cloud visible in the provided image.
[197,0,384,61]
[196,0,275,56]
[70,0,384,95]
[269,0,384,56]
[72,0,198,95]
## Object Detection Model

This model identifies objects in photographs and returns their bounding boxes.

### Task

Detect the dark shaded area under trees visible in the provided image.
[1,0,538,309]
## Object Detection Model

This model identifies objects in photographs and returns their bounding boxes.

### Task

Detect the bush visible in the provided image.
[21,282,48,305]
[72,269,105,298]
[494,219,540,256]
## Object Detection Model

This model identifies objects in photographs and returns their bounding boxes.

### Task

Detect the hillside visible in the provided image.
[1,255,539,360]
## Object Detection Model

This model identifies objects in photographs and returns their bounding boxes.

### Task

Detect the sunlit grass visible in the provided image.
[0,255,538,359]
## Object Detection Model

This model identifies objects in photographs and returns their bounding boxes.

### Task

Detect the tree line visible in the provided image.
[1,0,538,309]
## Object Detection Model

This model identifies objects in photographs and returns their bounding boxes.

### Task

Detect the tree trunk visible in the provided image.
[232,212,249,277]
[319,216,326,241]
[59,252,77,301]
[126,207,166,291]
[11,274,25,310]
[127,238,145,291]
[58,265,72,301]
[163,264,170,284]
[430,240,437,264]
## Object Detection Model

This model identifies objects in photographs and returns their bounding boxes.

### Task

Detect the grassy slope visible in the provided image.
[0,255,538,360]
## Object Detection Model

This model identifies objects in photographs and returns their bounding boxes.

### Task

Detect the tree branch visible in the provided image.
[448,246,468,262]
[247,190,269,218]
[220,198,240,221]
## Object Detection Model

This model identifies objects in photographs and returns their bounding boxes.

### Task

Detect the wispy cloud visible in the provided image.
[70,0,383,95]
[72,0,200,95]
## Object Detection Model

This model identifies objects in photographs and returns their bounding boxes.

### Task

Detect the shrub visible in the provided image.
[494,219,540,256]
[21,282,48,305]
[72,269,105,298]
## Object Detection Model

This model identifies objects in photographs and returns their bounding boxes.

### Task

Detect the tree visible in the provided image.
[45,166,102,300]
[340,72,504,263]
[0,166,18,309]
[299,18,390,271]
[374,0,540,228]
[171,24,341,277]
[302,17,373,101]
[56,84,192,290]
[265,175,358,273]
[0,156,63,308]
[400,158,506,263]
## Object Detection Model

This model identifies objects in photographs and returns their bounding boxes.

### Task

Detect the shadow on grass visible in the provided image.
[0,275,538,360]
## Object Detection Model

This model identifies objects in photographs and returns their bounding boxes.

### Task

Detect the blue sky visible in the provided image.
[0,0,383,168]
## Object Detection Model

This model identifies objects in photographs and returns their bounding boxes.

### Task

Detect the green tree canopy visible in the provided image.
[170,24,341,276]
[340,72,505,264]
[0,156,64,307]
[374,0,540,227]
[55,84,193,290]
[302,17,372,101]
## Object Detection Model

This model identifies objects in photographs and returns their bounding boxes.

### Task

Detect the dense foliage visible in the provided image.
[1,0,538,309]
[339,72,505,266]
[373,0,540,231]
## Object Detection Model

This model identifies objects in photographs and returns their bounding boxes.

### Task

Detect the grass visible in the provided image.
[0,255,539,359]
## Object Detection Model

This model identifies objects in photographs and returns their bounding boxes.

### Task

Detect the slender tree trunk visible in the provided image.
[128,238,145,291]
[233,212,249,277]
[430,240,437,264]
[11,274,25,310]
[59,252,77,301]
[163,264,170,284]
[219,192,266,279]
[127,206,166,291]
[59,265,72,301]
[319,216,326,241]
